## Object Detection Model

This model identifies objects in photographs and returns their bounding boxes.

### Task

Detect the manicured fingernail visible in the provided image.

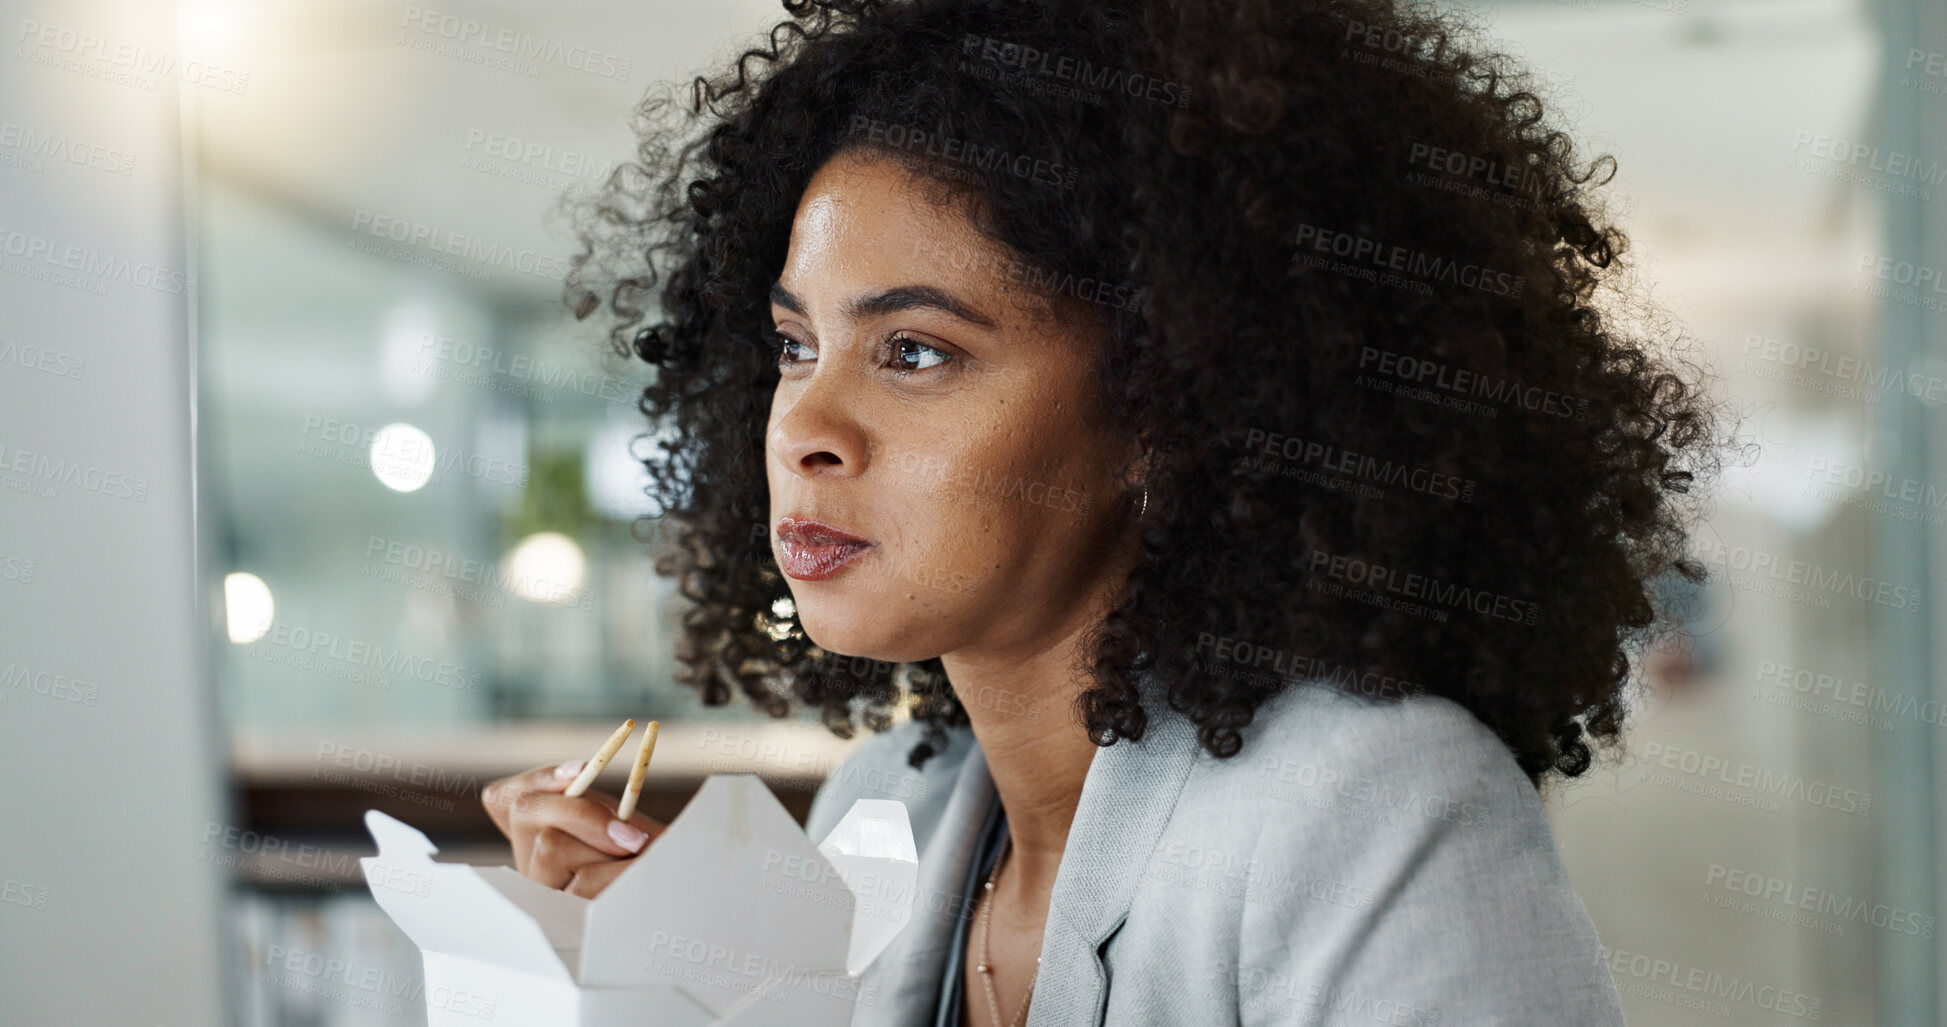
[608,820,648,852]
[554,759,586,780]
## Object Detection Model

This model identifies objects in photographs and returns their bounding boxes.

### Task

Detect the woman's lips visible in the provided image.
[777,538,874,580]
[775,517,876,581]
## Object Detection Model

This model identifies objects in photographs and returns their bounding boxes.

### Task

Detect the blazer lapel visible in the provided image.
[1025,703,1204,1026]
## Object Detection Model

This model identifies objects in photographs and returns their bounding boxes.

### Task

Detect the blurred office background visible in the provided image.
[2,0,1942,1023]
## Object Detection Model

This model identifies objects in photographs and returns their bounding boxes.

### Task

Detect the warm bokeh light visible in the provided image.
[368,422,436,492]
[501,531,587,604]
[222,572,274,644]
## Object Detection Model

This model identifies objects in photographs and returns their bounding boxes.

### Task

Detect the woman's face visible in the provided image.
[766,150,1137,665]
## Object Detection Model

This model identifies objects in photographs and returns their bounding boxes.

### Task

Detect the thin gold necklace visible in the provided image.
[975,833,1038,1027]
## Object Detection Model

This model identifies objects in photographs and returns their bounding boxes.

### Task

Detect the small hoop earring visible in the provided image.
[1137,485,1149,520]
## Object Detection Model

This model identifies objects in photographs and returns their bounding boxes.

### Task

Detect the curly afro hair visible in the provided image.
[561,0,1735,791]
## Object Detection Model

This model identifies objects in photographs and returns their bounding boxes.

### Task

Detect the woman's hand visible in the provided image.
[481,759,668,899]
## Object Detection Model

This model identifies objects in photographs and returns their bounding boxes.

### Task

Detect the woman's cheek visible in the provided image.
[884,514,989,601]
[897,557,984,599]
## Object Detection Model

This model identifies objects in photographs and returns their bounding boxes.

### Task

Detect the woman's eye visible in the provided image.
[888,333,950,372]
[772,332,811,365]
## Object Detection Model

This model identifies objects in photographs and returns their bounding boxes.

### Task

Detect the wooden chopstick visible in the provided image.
[563,718,635,798]
[615,720,660,821]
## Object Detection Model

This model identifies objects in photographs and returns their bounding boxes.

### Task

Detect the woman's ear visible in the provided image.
[1117,439,1153,492]
[1136,442,1159,486]
[1122,443,1157,523]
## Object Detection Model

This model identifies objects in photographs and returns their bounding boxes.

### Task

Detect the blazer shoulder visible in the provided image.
[1224,681,1536,812]
[1208,685,1625,1024]
[803,717,974,845]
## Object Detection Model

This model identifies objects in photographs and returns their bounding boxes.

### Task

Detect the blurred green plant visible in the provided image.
[504,445,597,542]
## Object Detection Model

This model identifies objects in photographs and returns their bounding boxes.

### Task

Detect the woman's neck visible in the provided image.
[938,508,1142,900]
[940,614,1108,901]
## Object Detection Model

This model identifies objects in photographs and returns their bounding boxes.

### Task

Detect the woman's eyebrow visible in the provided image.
[769,280,998,329]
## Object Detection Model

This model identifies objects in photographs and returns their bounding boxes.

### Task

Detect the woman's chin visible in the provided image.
[796,609,938,666]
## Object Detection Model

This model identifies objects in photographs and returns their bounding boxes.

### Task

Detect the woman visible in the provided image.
[484,0,1730,1023]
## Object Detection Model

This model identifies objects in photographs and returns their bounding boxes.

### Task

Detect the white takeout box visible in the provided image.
[358,773,917,1026]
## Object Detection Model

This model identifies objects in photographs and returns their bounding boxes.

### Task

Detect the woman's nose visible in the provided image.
[768,372,868,478]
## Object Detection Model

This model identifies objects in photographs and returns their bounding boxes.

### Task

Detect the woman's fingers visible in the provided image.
[564,857,637,899]
[525,827,612,890]
[503,790,653,862]
[482,760,584,834]
[481,759,670,892]
[575,789,668,847]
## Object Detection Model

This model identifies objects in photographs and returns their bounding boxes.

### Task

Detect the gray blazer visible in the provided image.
[804,677,1627,1026]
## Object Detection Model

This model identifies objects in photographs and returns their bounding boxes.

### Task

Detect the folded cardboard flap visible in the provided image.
[577,774,849,996]
[358,772,916,1024]
[471,865,588,963]
[358,809,575,980]
[816,798,918,975]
